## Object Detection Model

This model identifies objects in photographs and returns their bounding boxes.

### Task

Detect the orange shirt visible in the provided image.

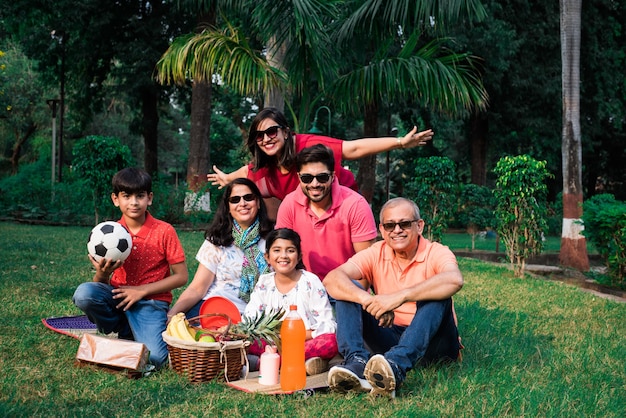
[347,237,458,326]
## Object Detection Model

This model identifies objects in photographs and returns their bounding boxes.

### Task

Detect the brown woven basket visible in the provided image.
[162,314,249,383]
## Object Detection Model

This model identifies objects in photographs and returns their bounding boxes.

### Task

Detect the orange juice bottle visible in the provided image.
[280,305,306,391]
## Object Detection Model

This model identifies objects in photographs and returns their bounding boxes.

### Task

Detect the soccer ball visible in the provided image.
[87,221,132,262]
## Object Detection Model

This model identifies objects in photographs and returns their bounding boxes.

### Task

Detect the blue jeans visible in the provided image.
[72,282,170,368]
[335,296,459,383]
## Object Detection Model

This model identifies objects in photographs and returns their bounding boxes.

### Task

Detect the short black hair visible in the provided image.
[265,228,306,270]
[295,144,335,172]
[112,167,152,195]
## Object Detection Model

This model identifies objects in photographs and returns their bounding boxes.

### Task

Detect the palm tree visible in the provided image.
[329,0,489,201]
[157,0,489,201]
[559,0,589,270]
[156,0,339,194]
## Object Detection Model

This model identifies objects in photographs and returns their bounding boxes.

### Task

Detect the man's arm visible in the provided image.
[362,262,463,320]
[324,262,371,305]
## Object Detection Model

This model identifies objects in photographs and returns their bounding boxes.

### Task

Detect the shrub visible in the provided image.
[493,155,551,277]
[457,184,496,250]
[405,156,458,242]
[582,194,626,287]
[72,135,134,223]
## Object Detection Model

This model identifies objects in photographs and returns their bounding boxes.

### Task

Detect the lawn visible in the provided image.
[0,222,624,417]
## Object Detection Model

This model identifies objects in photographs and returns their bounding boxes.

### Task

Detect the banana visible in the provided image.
[166,315,178,337]
[174,314,196,341]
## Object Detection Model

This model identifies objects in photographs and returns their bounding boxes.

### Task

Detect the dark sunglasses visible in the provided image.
[255,125,284,143]
[298,173,331,184]
[228,193,256,204]
[381,220,419,232]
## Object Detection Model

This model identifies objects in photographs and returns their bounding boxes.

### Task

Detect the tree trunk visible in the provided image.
[10,123,36,174]
[187,79,212,191]
[356,103,379,202]
[559,0,589,271]
[264,36,286,110]
[186,10,216,192]
[469,112,488,186]
[141,86,159,176]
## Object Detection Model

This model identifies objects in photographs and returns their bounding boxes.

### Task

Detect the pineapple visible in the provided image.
[191,308,284,348]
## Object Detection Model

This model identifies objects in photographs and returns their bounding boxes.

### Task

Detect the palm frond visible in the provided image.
[155,23,287,97]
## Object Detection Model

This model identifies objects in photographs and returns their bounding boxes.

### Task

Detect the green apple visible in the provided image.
[199,334,216,343]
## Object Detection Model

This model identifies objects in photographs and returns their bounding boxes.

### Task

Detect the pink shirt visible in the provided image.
[112,212,186,304]
[247,133,358,200]
[347,238,458,326]
[275,179,377,281]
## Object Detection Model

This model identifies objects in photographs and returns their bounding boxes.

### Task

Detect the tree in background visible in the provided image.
[458,184,496,250]
[494,155,551,278]
[559,0,589,271]
[72,136,134,223]
[0,43,49,174]
[405,156,458,242]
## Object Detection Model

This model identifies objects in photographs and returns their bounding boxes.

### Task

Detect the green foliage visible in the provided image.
[582,194,626,287]
[405,156,458,242]
[457,184,496,250]
[0,42,50,173]
[72,136,134,223]
[493,155,551,277]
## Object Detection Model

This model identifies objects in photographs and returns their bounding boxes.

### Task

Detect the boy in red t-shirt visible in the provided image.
[73,167,188,368]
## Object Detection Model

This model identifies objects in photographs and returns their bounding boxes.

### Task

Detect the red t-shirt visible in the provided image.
[247,134,358,200]
[111,212,186,304]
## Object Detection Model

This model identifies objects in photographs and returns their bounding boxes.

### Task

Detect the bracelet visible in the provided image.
[397,138,404,149]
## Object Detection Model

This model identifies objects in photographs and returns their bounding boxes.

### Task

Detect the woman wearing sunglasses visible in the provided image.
[168,178,274,321]
[207,107,434,218]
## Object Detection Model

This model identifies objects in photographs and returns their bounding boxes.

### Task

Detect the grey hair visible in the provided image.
[379,197,421,221]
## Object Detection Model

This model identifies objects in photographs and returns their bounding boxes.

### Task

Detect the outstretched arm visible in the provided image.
[207,165,249,189]
[341,126,434,160]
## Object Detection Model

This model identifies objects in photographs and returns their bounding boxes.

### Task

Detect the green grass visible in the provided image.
[1,222,624,417]
[442,232,564,253]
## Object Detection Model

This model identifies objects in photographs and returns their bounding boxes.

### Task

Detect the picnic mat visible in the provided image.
[42,315,99,339]
[226,371,329,395]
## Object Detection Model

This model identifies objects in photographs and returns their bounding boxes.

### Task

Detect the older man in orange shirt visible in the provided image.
[324,197,464,398]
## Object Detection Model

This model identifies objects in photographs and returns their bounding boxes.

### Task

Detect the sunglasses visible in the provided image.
[298,173,332,184]
[228,193,256,204]
[255,125,284,143]
[381,220,419,232]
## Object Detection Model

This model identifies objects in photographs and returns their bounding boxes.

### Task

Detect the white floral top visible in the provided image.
[196,239,266,314]
[244,270,336,338]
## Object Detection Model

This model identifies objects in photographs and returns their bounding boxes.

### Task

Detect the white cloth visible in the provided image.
[244,270,336,338]
[195,239,266,314]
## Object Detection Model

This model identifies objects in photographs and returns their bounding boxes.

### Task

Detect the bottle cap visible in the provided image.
[289,304,297,310]
[265,345,277,354]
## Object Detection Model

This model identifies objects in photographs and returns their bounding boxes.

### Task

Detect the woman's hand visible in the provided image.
[397,127,434,149]
[207,165,229,189]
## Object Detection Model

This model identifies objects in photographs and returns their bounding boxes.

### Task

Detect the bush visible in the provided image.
[582,194,626,287]
[457,184,496,250]
[72,135,134,223]
[404,156,458,242]
[493,155,551,277]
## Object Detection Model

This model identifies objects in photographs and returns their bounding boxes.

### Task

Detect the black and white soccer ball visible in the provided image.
[87,221,132,262]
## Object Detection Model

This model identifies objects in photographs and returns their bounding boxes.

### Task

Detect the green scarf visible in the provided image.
[233,218,269,302]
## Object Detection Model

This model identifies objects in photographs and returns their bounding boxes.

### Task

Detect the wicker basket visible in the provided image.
[162,314,249,383]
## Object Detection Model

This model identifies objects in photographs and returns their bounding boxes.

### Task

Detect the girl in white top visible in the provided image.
[245,228,338,373]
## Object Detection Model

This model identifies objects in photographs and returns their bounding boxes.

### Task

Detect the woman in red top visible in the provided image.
[208,107,433,217]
